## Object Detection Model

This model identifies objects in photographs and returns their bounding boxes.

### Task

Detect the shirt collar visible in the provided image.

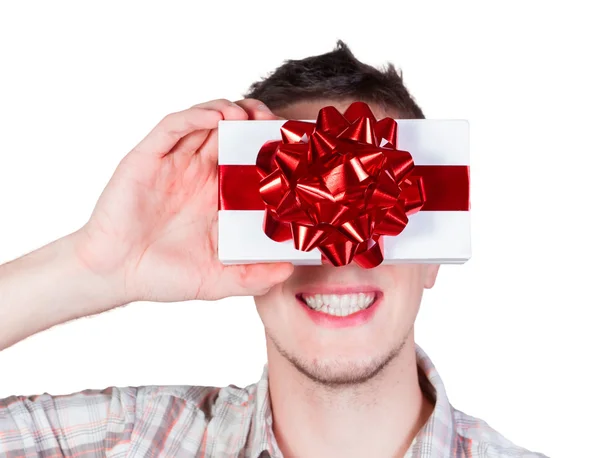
[404,345,457,458]
[248,365,283,458]
[248,344,456,458]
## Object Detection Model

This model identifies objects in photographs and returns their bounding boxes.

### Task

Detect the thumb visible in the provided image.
[218,262,294,297]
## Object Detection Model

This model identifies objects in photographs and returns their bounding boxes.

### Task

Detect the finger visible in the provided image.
[134,100,249,158]
[168,99,252,157]
[175,99,277,159]
[217,262,294,297]
[192,98,276,163]
[167,129,210,157]
[234,99,283,120]
[191,99,249,121]
[134,108,223,157]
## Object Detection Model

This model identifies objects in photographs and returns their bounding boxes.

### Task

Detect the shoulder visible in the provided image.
[1,382,258,422]
[0,383,260,457]
[452,408,549,458]
[126,384,261,456]
[0,384,232,420]
[131,382,258,417]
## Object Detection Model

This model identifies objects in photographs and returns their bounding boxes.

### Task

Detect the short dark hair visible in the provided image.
[245,40,425,119]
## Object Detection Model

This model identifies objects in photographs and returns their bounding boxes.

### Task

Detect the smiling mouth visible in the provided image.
[297,292,378,317]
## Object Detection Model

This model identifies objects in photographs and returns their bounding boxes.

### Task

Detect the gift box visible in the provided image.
[217,103,470,267]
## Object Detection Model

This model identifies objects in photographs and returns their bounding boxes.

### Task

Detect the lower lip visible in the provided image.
[297,295,382,329]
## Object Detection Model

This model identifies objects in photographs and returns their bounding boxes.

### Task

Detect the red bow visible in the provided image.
[255,102,426,268]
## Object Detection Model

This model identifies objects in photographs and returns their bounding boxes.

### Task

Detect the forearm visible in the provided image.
[0,232,127,350]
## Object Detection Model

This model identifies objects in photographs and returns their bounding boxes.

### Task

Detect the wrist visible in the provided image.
[65,229,132,313]
[0,232,131,350]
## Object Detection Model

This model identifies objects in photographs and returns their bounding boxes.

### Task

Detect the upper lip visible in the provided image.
[296,285,382,296]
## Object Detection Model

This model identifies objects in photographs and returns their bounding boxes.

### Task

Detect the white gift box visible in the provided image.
[218,119,470,265]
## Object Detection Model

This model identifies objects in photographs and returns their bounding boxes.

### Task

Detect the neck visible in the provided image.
[266,334,433,458]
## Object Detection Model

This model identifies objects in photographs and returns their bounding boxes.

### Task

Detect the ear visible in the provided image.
[424,264,440,289]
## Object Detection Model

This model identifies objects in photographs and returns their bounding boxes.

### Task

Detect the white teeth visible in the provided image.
[358,292,365,305]
[315,294,323,308]
[340,295,350,307]
[301,292,376,316]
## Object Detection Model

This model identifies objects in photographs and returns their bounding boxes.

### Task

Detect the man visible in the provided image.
[0,42,546,457]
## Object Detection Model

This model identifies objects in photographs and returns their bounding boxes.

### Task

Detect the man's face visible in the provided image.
[253,100,440,386]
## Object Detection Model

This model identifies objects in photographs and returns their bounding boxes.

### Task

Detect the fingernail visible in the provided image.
[257,103,270,111]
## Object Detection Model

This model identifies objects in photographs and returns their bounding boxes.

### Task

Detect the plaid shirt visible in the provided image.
[0,346,547,457]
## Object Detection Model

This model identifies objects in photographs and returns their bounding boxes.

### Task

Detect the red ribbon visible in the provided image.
[219,102,470,268]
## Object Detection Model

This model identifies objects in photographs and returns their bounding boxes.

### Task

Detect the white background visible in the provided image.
[1,1,598,457]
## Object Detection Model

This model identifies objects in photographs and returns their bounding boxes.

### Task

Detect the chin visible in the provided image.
[268,332,406,387]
